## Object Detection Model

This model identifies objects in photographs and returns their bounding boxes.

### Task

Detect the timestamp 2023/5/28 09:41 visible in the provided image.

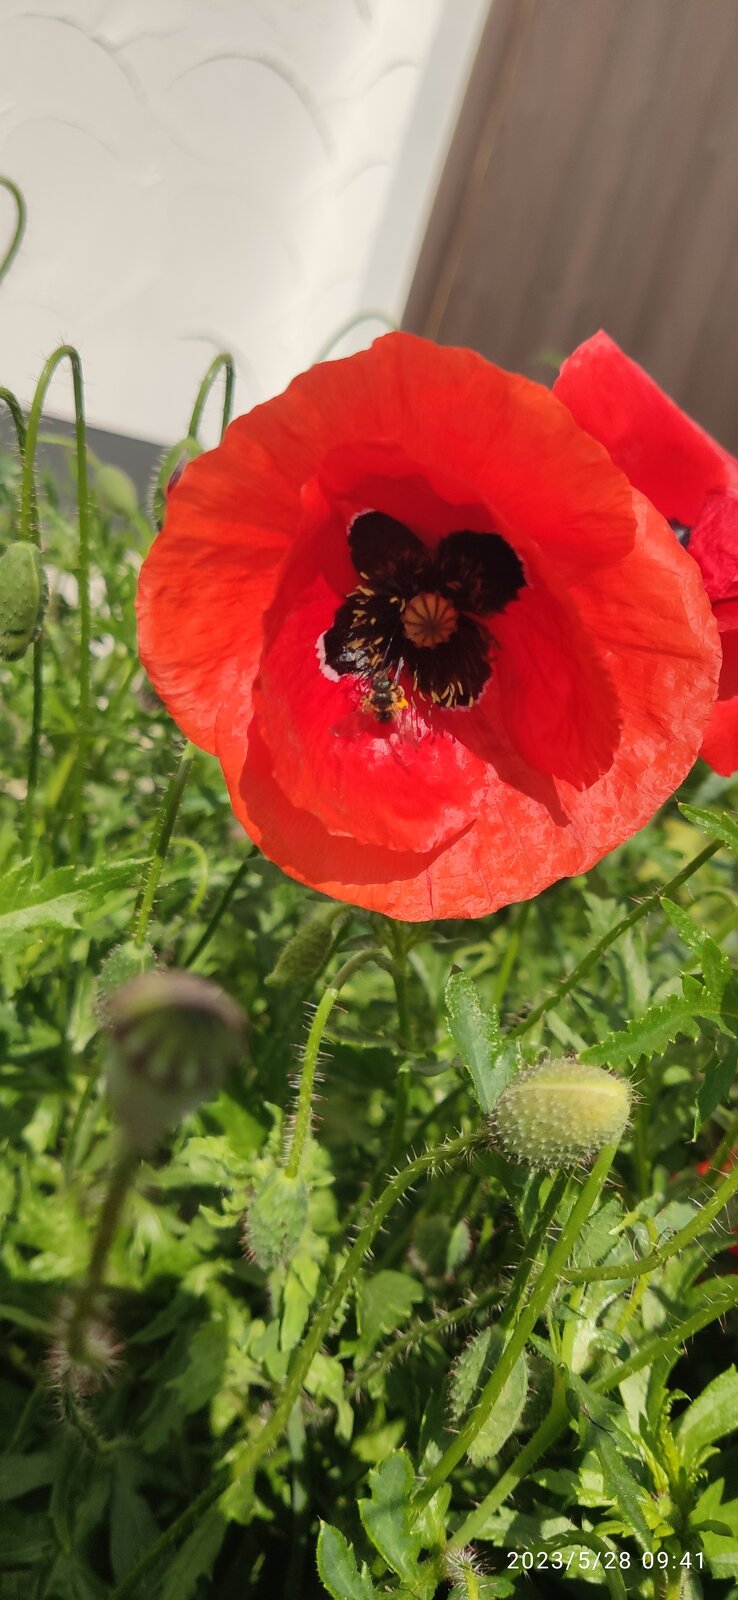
[507,1549,705,1572]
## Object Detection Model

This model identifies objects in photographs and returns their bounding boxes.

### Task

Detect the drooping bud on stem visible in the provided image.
[105,969,247,1154]
[491,1058,630,1169]
[0,540,47,659]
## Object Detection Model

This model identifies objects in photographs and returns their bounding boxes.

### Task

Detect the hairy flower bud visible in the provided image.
[264,906,342,989]
[243,1169,309,1269]
[105,969,246,1153]
[95,940,156,1025]
[93,464,139,520]
[491,1059,630,1168]
[0,541,47,660]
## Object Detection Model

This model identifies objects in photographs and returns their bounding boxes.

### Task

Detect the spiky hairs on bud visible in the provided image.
[0,541,47,660]
[243,1169,309,1269]
[105,969,247,1153]
[95,940,156,1026]
[491,1058,630,1169]
[264,906,342,989]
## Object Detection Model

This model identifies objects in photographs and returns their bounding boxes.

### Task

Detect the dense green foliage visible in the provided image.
[2,396,738,1600]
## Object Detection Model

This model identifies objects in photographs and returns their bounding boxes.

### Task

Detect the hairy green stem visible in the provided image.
[512,840,721,1040]
[284,947,392,1179]
[65,1144,138,1363]
[110,1129,484,1600]
[413,1144,617,1508]
[134,742,194,946]
[19,346,92,854]
[452,1278,738,1544]
[0,176,26,285]
[0,386,26,454]
[566,1154,738,1283]
[187,353,235,441]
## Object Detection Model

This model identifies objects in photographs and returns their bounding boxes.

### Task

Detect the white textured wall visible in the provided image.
[0,0,487,446]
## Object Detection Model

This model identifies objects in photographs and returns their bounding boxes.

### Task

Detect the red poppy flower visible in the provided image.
[554,332,738,775]
[136,333,719,921]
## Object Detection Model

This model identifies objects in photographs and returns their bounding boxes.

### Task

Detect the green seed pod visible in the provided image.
[491,1059,630,1169]
[93,464,139,520]
[0,541,47,660]
[105,969,247,1154]
[149,436,202,530]
[243,1169,309,1269]
[265,907,342,989]
[95,940,156,1025]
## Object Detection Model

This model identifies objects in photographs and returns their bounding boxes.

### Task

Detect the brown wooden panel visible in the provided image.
[404,0,738,451]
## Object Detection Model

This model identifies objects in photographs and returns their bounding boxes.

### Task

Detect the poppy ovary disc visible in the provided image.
[402,591,458,649]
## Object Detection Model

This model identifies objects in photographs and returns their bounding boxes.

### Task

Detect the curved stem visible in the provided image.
[109,1128,484,1600]
[284,947,392,1179]
[566,1153,738,1284]
[0,177,26,286]
[451,1278,738,1545]
[65,1143,138,1363]
[314,311,397,364]
[412,1143,617,1508]
[0,386,26,455]
[134,742,194,946]
[19,347,92,855]
[511,840,721,1041]
[187,353,235,442]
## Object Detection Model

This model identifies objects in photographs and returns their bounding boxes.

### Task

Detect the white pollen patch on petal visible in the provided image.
[316,631,342,682]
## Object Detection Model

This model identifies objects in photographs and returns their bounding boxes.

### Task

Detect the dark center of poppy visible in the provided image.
[321,511,525,710]
[669,517,692,549]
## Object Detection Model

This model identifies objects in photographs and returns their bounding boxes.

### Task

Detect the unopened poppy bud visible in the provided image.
[491,1059,630,1169]
[95,939,156,1025]
[105,969,246,1153]
[264,906,342,989]
[0,541,47,660]
[243,1169,309,1269]
[150,436,201,530]
[94,464,138,520]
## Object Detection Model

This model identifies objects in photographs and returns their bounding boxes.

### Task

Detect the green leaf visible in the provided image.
[445,973,515,1113]
[566,1375,651,1552]
[358,1451,424,1588]
[582,991,704,1068]
[661,897,730,995]
[109,1457,159,1583]
[0,1450,58,1501]
[449,1326,528,1465]
[160,1506,228,1600]
[679,802,738,858]
[676,1366,738,1462]
[0,858,144,953]
[316,1523,377,1600]
[356,1271,424,1362]
[695,1044,738,1135]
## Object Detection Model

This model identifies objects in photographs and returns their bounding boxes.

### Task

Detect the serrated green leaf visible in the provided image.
[160,1506,227,1600]
[661,897,730,994]
[109,1457,159,1583]
[0,1450,59,1501]
[445,973,514,1113]
[679,802,738,858]
[566,1375,651,1551]
[358,1451,424,1586]
[676,1366,738,1462]
[316,1523,377,1600]
[582,991,704,1068]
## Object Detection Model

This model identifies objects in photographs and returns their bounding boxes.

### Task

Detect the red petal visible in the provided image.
[554,332,738,524]
[136,436,294,752]
[688,488,738,605]
[492,587,620,788]
[699,626,738,775]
